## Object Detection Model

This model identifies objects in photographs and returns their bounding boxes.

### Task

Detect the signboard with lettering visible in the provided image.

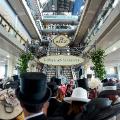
[39,55,84,66]
[53,35,70,47]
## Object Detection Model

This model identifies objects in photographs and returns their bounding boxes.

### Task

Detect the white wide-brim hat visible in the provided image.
[64,87,90,103]
[0,101,23,120]
[64,96,90,102]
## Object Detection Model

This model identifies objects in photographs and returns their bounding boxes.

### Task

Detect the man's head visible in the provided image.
[16,72,51,113]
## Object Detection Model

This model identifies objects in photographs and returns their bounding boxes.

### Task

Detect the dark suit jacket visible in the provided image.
[26,114,47,120]
[53,101,70,117]
[47,98,62,117]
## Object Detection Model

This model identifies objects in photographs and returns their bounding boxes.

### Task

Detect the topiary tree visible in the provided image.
[17,52,33,74]
[90,49,106,80]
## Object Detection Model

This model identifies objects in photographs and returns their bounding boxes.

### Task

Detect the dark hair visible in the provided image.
[67,84,71,89]
[21,103,43,113]
[52,88,58,97]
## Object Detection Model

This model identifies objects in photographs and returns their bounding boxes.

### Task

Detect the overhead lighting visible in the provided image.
[113,47,117,51]
[0,61,4,62]
[7,55,10,58]
[113,0,119,8]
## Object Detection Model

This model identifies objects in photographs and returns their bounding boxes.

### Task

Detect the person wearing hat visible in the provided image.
[63,87,90,120]
[16,72,51,120]
[98,82,120,120]
[74,98,112,120]
[47,82,62,117]
[77,78,89,91]
[0,88,24,120]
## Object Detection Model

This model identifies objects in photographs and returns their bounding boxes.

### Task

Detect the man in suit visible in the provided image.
[16,72,51,120]
[98,82,120,120]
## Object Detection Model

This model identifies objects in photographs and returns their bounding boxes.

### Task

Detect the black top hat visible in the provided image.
[77,78,89,91]
[102,78,108,83]
[16,72,51,104]
[50,77,61,86]
[12,75,19,81]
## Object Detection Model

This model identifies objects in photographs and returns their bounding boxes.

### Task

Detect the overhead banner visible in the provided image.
[53,35,70,47]
[39,55,84,66]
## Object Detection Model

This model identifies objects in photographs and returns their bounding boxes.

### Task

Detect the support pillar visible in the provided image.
[117,65,120,80]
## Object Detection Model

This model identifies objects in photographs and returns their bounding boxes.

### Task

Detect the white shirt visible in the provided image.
[25,111,44,120]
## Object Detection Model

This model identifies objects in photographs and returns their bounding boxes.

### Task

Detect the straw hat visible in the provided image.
[0,101,23,120]
[64,87,90,103]
[0,89,23,120]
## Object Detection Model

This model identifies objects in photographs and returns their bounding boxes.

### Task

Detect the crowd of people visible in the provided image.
[0,72,120,120]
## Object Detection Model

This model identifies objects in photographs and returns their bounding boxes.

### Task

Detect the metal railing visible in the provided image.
[26,0,43,31]
[0,14,26,45]
[83,0,118,45]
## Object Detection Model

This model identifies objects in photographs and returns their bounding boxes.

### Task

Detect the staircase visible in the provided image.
[63,66,73,81]
[46,66,56,82]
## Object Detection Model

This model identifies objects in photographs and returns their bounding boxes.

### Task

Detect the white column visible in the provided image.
[7,57,16,77]
[117,65,120,80]
[7,59,12,77]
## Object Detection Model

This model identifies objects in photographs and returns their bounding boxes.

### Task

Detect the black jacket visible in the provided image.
[47,98,62,117]
[53,101,70,117]
[26,114,47,120]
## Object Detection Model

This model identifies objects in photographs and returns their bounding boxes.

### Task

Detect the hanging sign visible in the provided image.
[39,55,84,66]
[53,35,70,47]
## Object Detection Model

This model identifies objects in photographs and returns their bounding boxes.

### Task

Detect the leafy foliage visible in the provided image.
[90,49,106,80]
[17,52,33,74]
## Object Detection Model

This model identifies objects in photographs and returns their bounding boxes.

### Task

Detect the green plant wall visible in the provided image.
[90,49,106,80]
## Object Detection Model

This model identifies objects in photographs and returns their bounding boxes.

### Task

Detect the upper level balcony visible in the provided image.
[83,0,120,53]
[0,14,26,56]
[74,0,106,45]
[7,0,41,40]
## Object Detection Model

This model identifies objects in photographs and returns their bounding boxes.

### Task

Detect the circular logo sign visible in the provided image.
[53,35,70,47]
